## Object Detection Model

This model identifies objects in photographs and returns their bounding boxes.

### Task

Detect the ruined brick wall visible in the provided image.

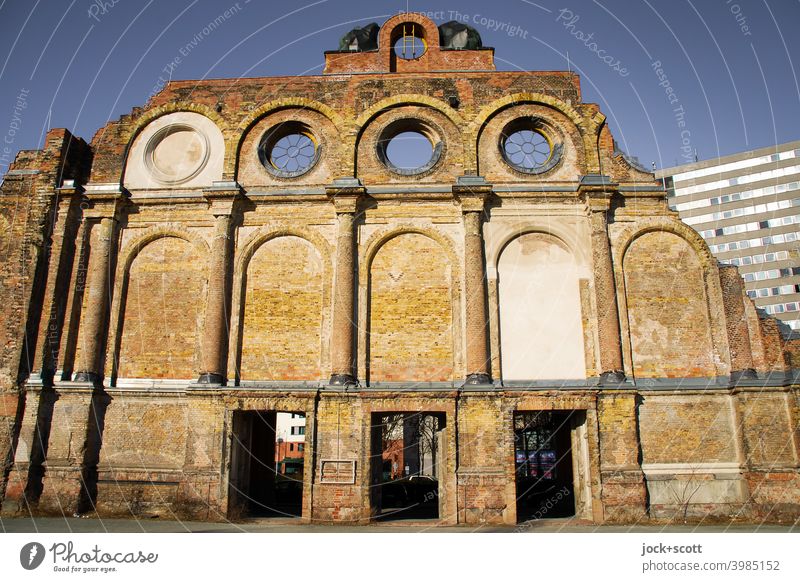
[623,231,717,378]
[1,13,797,525]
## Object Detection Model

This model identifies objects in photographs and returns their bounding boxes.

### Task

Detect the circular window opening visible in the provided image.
[393,24,427,60]
[377,120,443,176]
[258,122,321,178]
[384,131,433,170]
[500,119,562,174]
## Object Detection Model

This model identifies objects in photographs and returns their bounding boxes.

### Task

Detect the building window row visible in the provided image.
[671,148,800,185]
[708,231,800,253]
[700,214,800,239]
[674,163,800,198]
[746,284,800,299]
[673,180,800,212]
[684,198,800,226]
[290,426,306,436]
[761,301,800,315]
[720,250,789,267]
[742,266,800,283]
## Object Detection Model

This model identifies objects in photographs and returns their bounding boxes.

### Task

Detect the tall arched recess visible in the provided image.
[622,231,716,378]
[116,236,207,380]
[239,235,325,381]
[367,232,455,383]
[497,233,587,381]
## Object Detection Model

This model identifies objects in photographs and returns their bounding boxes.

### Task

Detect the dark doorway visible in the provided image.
[370,412,445,521]
[229,411,305,518]
[514,410,576,521]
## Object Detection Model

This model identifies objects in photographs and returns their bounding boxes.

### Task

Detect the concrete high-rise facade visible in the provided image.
[658,141,800,332]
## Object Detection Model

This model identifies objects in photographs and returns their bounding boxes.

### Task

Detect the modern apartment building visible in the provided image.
[657,140,800,332]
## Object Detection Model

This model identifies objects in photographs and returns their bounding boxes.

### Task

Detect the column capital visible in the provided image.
[326,178,365,213]
[54,179,85,199]
[203,181,243,216]
[453,175,492,213]
[579,175,618,211]
[83,183,128,220]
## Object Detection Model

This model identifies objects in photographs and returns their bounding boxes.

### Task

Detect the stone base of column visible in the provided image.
[456,471,514,525]
[175,471,225,521]
[1,464,34,516]
[37,466,86,516]
[196,372,224,385]
[742,470,800,521]
[600,469,648,523]
[598,370,626,385]
[73,371,102,385]
[328,373,357,387]
[463,373,492,387]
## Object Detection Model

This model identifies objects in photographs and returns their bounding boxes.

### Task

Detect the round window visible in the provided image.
[500,119,563,174]
[258,122,320,178]
[393,33,426,60]
[376,120,442,176]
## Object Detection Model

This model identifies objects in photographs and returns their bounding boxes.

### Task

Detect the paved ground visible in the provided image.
[0,516,797,533]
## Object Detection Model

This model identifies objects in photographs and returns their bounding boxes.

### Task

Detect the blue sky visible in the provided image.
[0,0,798,179]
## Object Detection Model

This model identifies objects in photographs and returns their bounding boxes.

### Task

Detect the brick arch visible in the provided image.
[614,219,717,271]
[354,94,465,133]
[359,225,462,383]
[108,227,210,382]
[117,226,210,276]
[353,98,466,180]
[488,225,586,276]
[235,226,332,277]
[472,92,600,176]
[377,13,441,51]
[229,227,333,384]
[495,230,588,380]
[614,223,727,379]
[120,107,227,187]
[360,224,460,281]
[232,98,347,178]
[109,228,210,383]
[472,92,588,137]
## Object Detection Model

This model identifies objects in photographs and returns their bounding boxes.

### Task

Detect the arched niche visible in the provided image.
[497,232,587,380]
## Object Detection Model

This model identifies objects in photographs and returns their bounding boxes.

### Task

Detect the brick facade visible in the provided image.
[0,14,797,524]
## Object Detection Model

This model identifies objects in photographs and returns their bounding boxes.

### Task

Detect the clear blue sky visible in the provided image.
[0,0,798,179]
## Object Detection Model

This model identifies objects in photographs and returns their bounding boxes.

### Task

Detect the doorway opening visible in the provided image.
[228,410,305,518]
[370,412,446,521]
[514,410,577,521]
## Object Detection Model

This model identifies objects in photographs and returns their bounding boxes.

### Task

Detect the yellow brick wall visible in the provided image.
[639,394,737,463]
[117,236,206,379]
[368,233,453,382]
[240,236,324,380]
[99,396,187,468]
